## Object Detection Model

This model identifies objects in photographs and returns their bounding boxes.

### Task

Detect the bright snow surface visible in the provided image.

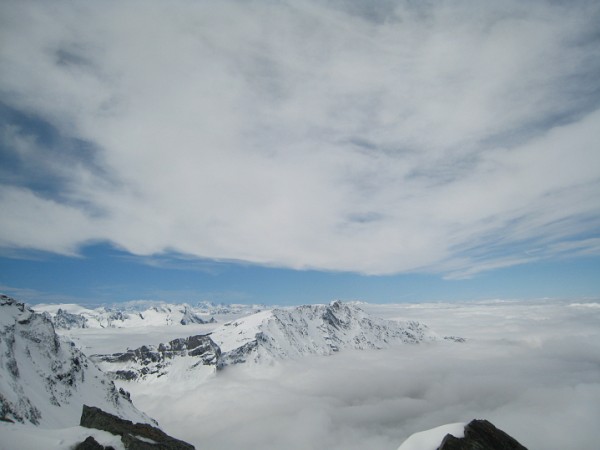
[397,423,465,450]
[2,298,600,450]
[0,424,126,450]
[0,297,149,428]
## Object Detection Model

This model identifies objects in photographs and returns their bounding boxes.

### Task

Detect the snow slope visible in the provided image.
[0,295,150,427]
[212,300,439,365]
[397,423,465,450]
[0,423,127,450]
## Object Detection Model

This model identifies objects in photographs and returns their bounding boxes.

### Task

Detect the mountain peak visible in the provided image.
[0,295,150,427]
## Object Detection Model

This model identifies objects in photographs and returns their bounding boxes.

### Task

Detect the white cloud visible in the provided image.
[116,300,600,449]
[1,0,599,275]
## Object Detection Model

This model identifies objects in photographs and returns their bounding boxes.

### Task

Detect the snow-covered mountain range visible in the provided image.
[33,303,216,329]
[213,300,439,364]
[33,301,268,330]
[0,295,456,448]
[91,301,441,382]
[0,295,149,427]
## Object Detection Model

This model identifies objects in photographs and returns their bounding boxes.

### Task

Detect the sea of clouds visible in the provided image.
[107,300,600,449]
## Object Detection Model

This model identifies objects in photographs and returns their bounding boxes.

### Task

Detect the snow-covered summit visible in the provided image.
[195,301,267,315]
[212,300,439,365]
[0,295,150,427]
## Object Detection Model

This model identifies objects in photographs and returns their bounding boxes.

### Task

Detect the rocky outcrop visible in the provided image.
[80,405,195,450]
[53,308,88,329]
[74,436,115,450]
[91,334,221,381]
[439,419,527,450]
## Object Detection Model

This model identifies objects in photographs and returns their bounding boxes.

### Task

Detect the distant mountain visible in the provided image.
[195,301,267,315]
[213,300,439,365]
[92,301,441,382]
[0,295,151,427]
[33,303,217,329]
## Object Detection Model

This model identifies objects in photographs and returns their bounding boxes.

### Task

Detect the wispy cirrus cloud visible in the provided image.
[1,0,599,276]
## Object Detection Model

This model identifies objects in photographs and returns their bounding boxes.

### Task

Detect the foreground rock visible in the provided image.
[439,419,527,450]
[79,405,195,450]
[74,436,114,450]
[399,419,527,450]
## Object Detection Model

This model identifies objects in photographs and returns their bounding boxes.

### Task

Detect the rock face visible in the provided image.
[91,335,221,381]
[439,419,527,450]
[74,436,114,450]
[0,295,150,426]
[80,405,195,450]
[54,308,89,329]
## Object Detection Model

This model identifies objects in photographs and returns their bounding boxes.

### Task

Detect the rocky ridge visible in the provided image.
[76,405,195,450]
[0,295,150,426]
[439,419,527,450]
[92,335,221,381]
[398,419,528,450]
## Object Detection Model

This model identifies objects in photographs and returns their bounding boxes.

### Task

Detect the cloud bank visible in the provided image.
[1,0,600,275]
[120,300,600,450]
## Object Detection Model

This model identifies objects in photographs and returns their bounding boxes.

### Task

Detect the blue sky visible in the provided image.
[1,1,599,305]
[1,243,599,306]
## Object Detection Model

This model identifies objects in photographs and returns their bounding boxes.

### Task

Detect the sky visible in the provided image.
[1,0,599,305]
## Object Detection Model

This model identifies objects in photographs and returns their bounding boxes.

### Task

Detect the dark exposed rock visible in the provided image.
[73,436,115,450]
[121,432,169,449]
[220,340,259,365]
[114,370,139,381]
[439,419,527,450]
[80,405,195,450]
[443,336,467,343]
[91,334,221,380]
[54,308,88,329]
